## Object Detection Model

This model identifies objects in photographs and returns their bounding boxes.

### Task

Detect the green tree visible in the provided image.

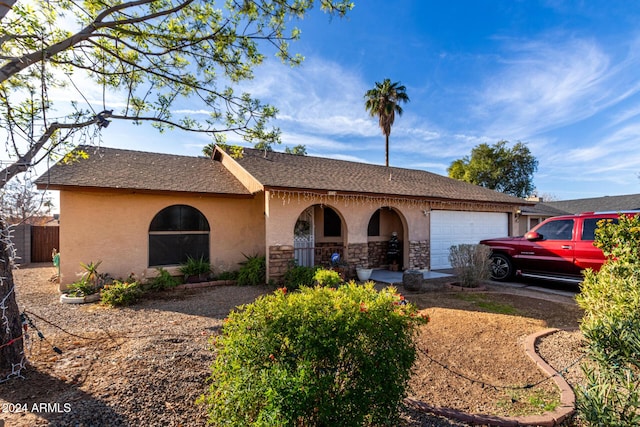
[364,78,409,167]
[447,140,538,198]
[285,144,307,155]
[0,0,352,381]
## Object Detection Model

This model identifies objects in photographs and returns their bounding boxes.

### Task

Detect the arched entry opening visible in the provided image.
[293,205,346,267]
[366,207,405,269]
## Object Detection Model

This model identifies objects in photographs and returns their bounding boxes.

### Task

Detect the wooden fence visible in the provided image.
[31,226,59,263]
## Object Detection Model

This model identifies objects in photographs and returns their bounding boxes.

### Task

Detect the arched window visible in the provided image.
[149,205,210,266]
[367,209,381,236]
[323,207,342,237]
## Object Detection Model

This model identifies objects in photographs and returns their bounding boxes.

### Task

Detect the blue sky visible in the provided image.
[24,1,640,200]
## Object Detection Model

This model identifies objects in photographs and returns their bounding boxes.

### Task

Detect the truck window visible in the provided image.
[582,218,618,241]
[536,219,574,240]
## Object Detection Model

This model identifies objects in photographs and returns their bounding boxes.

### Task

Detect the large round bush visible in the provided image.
[201,282,428,426]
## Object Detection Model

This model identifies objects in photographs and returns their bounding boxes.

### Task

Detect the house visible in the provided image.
[515,197,569,235]
[36,145,529,286]
[515,194,640,235]
[545,193,640,214]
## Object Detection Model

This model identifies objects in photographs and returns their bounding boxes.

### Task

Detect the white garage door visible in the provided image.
[430,211,508,269]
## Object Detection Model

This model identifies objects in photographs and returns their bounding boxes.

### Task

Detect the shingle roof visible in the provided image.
[545,194,640,214]
[520,203,570,216]
[36,145,251,196]
[232,148,526,205]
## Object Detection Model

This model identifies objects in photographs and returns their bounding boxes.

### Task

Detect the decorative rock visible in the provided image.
[402,270,423,292]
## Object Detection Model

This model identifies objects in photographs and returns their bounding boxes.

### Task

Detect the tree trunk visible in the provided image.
[385,133,390,167]
[0,218,25,382]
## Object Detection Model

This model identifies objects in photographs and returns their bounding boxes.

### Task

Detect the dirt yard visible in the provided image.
[1,264,585,426]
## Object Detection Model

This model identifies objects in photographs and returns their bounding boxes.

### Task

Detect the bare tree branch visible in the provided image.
[0,0,195,82]
[0,111,112,187]
[0,0,17,23]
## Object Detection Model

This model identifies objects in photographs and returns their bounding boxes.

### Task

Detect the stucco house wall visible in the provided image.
[59,190,264,286]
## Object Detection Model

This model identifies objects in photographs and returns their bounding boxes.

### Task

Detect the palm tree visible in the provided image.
[364,79,410,167]
[202,143,216,158]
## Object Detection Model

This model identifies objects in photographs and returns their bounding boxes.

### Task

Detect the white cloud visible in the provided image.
[248,57,375,137]
[474,36,640,138]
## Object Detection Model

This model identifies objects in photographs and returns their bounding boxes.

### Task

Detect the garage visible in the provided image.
[430,210,508,269]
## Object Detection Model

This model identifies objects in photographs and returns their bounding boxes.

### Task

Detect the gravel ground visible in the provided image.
[2,264,585,426]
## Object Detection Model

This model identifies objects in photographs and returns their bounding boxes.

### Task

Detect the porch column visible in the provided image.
[264,190,298,283]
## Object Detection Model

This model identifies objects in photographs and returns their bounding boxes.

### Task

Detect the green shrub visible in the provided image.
[313,268,342,287]
[66,277,97,297]
[101,280,144,307]
[216,270,238,281]
[79,260,102,286]
[448,243,491,288]
[179,255,211,278]
[200,282,428,426]
[148,267,181,291]
[576,214,640,426]
[237,254,265,286]
[282,263,317,290]
[66,260,109,296]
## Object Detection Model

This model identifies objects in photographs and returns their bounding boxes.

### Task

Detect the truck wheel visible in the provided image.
[489,253,513,281]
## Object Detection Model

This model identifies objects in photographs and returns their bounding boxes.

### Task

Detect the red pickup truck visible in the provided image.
[480,211,639,284]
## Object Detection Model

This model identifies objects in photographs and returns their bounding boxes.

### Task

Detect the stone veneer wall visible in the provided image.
[367,240,404,268]
[367,241,387,268]
[314,241,344,266]
[347,243,368,278]
[268,245,294,283]
[408,240,429,270]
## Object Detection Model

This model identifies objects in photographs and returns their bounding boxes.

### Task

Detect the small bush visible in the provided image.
[576,214,640,426]
[179,255,211,278]
[66,277,98,297]
[448,244,491,287]
[101,280,144,307]
[313,268,342,287]
[66,260,110,296]
[148,267,181,291]
[283,263,317,290]
[215,270,238,281]
[200,282,428,426]
[237,254,265,286]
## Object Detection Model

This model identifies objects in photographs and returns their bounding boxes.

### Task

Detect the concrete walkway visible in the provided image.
[488,279,578,301]
[370,268,452,284]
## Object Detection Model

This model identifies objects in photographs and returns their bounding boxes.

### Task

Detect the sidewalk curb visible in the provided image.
[405,328,576,426]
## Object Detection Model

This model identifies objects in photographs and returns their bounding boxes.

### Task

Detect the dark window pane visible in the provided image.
[324,207,341,237]
[181,208,209,231]
[368,209,381,236]
[536,219,574,240]
[582,217,618,241]
[149,205,210,232]
[149,234,209,266]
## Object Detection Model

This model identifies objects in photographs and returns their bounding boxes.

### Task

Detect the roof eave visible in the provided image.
[36,183,254,198]
[263,185,525,207]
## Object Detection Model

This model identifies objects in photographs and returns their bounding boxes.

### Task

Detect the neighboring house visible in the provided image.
[545,193,640,214]
[515,197,569,235]
[516,193,640,235]
[36,145,529,286]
